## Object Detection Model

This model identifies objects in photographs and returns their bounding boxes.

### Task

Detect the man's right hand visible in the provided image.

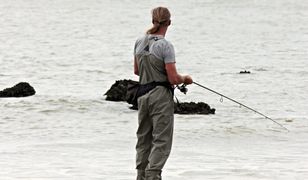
[184,75,193,85]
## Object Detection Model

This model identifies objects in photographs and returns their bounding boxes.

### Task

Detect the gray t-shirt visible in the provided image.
[134,34,175,64]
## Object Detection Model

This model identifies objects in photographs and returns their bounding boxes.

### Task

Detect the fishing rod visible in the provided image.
[190,81,289,132]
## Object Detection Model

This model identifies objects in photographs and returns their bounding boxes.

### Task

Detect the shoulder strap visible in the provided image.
[144,36,162,52]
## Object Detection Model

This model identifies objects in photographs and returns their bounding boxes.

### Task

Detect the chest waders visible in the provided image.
[136,36,174,180]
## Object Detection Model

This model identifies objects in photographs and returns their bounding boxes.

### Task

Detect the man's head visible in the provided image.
[147,7,171,34]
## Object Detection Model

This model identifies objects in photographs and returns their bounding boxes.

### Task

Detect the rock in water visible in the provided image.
[105,79,215,115]
[0,82,36,97]
[104,79,137,101]
[239,70,251,74]
[175,102,215,114]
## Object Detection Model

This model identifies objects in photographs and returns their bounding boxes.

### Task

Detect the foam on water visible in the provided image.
[1,0,308,179]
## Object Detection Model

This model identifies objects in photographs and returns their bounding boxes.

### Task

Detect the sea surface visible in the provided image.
[1,0,308,179]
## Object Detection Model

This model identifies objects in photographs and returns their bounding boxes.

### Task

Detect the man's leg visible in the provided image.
[136,97,152,180]
[145,96,174,180]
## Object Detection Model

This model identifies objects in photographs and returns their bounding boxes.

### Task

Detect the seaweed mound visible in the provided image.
[105,79,215,115]
[175,102,215,114]
[239,70,251,74]
[0,82,36,98]
[104,79,137,101]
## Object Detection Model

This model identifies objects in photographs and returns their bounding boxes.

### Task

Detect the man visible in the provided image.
[133,6,193,180]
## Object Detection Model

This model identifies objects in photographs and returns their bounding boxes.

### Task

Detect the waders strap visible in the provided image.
[139,81,174,97]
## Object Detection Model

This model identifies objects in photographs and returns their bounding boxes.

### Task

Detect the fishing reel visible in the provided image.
[177,84,188,94]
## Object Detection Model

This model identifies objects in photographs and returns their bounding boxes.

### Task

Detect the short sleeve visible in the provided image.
[163,42,175,64]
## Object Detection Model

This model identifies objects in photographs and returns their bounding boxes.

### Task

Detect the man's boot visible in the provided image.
[137,169,145,180]
[145,170,162,180]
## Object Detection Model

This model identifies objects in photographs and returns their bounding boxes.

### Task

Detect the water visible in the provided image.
[1,0,308,179]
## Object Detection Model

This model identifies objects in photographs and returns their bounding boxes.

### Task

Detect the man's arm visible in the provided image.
[165,63,192,85]
[134,56,139,76]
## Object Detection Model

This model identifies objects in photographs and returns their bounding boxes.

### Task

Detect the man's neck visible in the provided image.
[152,27,167,37]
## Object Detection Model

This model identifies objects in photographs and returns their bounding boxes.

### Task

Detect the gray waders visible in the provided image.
[135,37,174,180]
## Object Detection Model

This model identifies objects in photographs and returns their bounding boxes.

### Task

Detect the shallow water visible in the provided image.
[1,0,308,179]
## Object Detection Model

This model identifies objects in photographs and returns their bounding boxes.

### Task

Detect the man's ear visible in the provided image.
[167,20,171,26]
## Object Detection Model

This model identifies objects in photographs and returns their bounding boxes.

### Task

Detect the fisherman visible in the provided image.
[133,7,193,180]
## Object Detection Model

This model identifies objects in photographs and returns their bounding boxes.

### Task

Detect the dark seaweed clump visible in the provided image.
[104,79,137,101]
[104,79,215,115]
[0,82,35,98]
[174,102,215,114]
[239,70,251,74]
